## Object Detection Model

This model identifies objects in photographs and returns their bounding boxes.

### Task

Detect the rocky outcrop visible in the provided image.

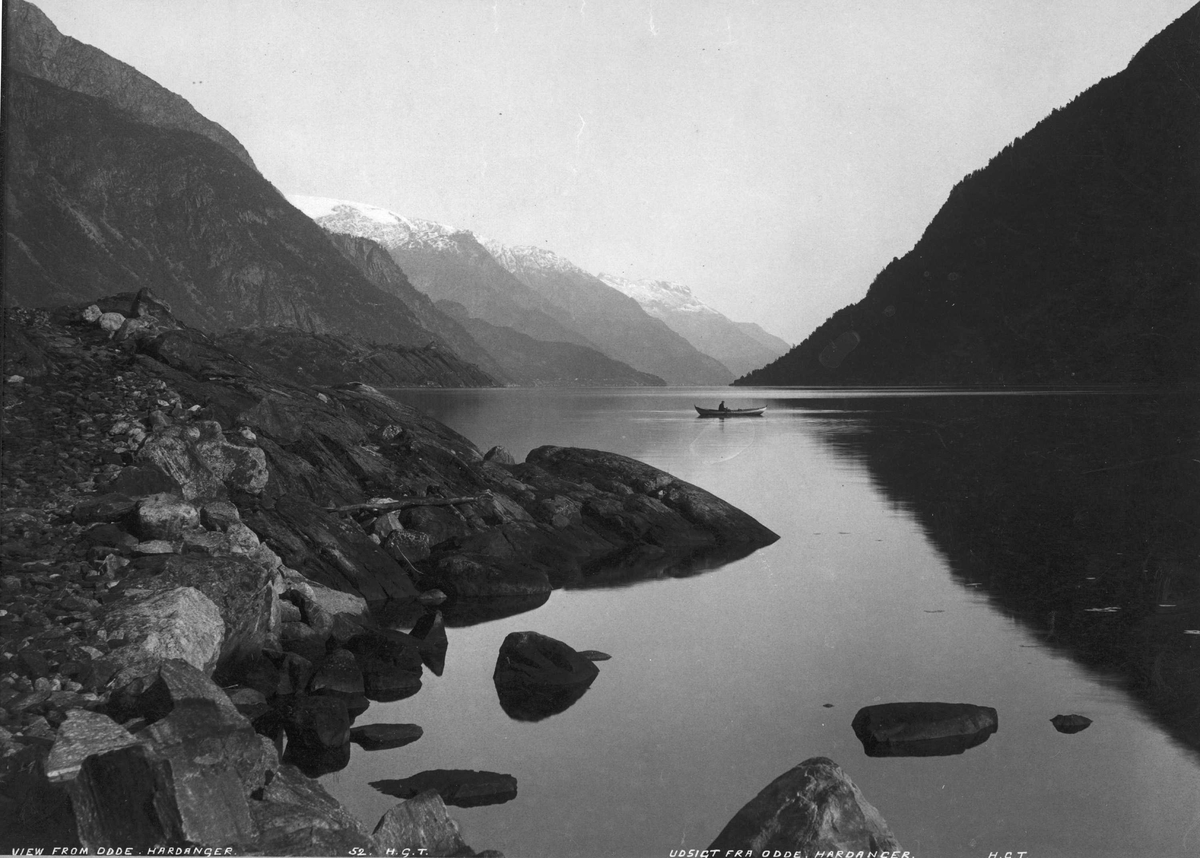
[2,295,774,851]
[851,702,999,757]
[709,757,902,854]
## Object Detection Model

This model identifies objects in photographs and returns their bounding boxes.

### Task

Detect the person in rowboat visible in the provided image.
[718,401,728,412]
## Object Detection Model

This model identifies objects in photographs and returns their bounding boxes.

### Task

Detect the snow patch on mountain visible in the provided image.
[286,195,462,252]
[480,239,585,276]
[599,274,720,317]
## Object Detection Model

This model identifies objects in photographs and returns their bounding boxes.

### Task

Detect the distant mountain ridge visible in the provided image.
[288,196,595,350]
[600,274,789,378]
[291,195,733,385]
[739,6,1200,387]
[321,231,514,383]
[5,0,256,170]
[485,242,734,385]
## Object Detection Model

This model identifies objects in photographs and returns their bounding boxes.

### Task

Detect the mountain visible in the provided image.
[485,243,734,386]
[739,6,1200,387]
[599,274,789,378]
[3,70,485,365]
[5,0,255,170]
[439,303,666,387]
[288,196,593,349]
[322,231,513,383]
[732,321,792,358]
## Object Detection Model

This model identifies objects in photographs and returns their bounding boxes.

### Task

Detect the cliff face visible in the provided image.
[740,6,1200,387]
[5,0,256,170]
[2,73,458,355]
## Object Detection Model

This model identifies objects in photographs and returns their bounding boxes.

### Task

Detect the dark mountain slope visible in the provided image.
[740,6,1199,387]
[2,72,460,354]
[5,0,256,170]
[323,231,513,383]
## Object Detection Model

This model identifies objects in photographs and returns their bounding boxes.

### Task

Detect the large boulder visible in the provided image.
[138,429,228,500]
[192,422,270,495]
[851,702,999,757]
[709,757,902,854]
[372,790,480,856]
[134,493,200,541]
[45,710,139,784]
[309,648,366,697]
[282,695,351,752]
[122,554,280,669]
[345,629,423,702]
[249,763,376,856]
[101,587,225,681]
[524,446,780,546]
[69,742,257,851]
[493,631,599,722]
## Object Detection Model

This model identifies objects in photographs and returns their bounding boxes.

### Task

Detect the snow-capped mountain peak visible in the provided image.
[286,194,462,251]
[480,239,584,276]
[599,274,716,316]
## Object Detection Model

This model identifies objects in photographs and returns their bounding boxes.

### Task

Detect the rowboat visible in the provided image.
[695,405,766,418]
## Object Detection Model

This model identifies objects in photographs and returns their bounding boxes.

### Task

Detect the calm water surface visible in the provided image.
[321,388,1199,858]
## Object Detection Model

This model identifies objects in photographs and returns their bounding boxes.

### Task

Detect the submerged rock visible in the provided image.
[851,702,998,757]
[1051,713,1093,734]
[709,757,901,854]
[350,722,424,750]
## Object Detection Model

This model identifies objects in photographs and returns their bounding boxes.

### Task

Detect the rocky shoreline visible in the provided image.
[0,292,780,854]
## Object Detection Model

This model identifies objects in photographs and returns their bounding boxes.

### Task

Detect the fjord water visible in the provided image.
[324,388,1199,858]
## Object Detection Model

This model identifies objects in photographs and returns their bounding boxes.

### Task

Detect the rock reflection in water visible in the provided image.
[804,392,1200,756]
[495,679,593,721]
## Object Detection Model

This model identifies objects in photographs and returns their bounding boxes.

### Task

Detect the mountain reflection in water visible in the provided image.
[801,391,1200,757]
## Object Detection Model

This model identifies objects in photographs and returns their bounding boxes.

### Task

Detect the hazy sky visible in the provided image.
[30,0,1195,343]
